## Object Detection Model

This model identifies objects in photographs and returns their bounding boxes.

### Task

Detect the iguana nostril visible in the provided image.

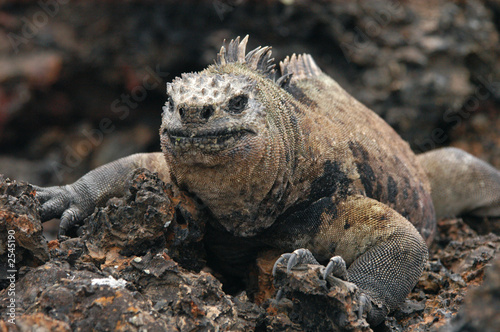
[178,106,213,121]
[201,106,214,120]
[178,107,186,119]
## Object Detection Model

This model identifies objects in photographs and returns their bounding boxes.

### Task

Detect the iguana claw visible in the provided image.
[287,252,298,273]
[275,288,284,302]
[272,248,320,276]
[323,256,348,281]
[272,253,291,276]
[358,293,372,320]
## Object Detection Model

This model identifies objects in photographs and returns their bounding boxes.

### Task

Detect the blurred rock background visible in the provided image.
[0,0,499,187]
[1,1,500,330]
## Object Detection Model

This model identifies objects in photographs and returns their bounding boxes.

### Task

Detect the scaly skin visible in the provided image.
[35,36,500,326]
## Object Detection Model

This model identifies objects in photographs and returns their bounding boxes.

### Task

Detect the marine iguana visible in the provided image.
[35,36,500,326]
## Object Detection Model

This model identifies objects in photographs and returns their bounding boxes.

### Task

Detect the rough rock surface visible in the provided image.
[447,254,500,332]
[271,264,370,331]
[0,171,264,331]
[80,168,207,272]
[0,173,499,331]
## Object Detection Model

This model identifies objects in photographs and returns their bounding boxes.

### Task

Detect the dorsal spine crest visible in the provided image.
[215,35,275,78]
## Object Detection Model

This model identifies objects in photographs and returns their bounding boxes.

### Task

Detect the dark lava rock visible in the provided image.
[0,175,49,289]
[271,263,371,331]
[0,171,264,331]
[446,254,500,332]
[81,168,207,272]
[0,172,499,331]
[6,260,169,331]
[0,248,263,331]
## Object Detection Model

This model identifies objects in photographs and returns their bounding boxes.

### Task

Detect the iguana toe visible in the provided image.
[59,207,85,236]
[33,185,51,203]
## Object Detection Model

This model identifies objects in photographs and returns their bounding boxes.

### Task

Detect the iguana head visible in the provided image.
[160,35,275,166]
[159,36,300,237]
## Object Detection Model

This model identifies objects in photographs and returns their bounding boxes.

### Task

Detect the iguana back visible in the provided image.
[277,54,436,244]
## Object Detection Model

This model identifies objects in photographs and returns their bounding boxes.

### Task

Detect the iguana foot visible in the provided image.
[272,248,348,281]
[272,248,377,324]
[35,184,92,236]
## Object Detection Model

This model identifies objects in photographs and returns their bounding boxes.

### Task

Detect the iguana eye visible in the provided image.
[227,95,248,114]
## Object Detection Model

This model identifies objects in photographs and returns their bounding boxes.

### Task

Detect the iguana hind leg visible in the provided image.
[270,195,428,326]
[418,147,500,219]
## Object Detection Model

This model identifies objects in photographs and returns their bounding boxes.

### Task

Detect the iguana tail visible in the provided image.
[417,147,500,219]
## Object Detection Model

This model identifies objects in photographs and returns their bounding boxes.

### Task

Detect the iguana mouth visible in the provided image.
[165,128,255,151]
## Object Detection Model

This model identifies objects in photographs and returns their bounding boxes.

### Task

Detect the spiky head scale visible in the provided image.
[165,35,277,107]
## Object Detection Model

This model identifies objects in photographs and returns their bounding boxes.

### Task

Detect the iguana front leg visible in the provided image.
[271,195,428,326]
[36,152,169,235]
